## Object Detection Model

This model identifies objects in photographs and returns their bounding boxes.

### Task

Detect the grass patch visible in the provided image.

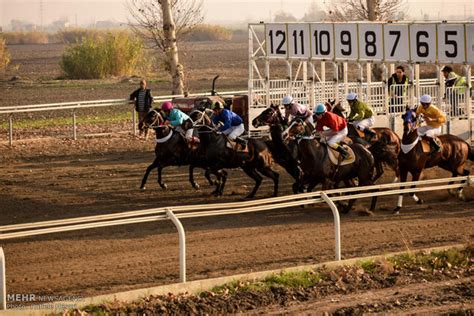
[0,111,131,129]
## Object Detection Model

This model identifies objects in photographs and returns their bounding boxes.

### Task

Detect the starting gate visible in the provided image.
[247,21,473,143]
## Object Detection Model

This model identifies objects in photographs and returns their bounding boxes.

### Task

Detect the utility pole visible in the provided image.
[367,0,376,21]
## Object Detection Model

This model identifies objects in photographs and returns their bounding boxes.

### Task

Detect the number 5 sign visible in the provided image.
[437,24,465,64]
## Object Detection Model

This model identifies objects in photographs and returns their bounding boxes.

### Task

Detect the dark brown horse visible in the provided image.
[394,108,474,214]
[252,104,303,193]
[190,110,280,198]
[286,118,377,213]
[138,109,222,192]
[328,100,401,182]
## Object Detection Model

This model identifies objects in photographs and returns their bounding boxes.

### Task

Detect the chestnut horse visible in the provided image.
[190,110,280,198]
[394,108,473,214]
[286,118,377,213]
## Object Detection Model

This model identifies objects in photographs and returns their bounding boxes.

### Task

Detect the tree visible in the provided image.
[273,11,298,22]
[301,1,326,22]
[128,0,204,94]
[326,0,405,22]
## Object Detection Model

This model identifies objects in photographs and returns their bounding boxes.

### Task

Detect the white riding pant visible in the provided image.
[418,125,441,138]
[354,117,375,131]
[324,127,348,148]
[223,123,245,140]
[176,126,194,140]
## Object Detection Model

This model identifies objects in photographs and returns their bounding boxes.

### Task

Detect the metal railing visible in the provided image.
[0,89,247,145]
[0,175,471,310]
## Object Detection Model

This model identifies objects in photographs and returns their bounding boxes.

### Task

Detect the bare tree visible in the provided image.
[128,0,203,94]
[327,0,405,22]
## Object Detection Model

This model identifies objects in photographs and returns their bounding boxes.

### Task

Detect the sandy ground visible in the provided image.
[0,134,472,305]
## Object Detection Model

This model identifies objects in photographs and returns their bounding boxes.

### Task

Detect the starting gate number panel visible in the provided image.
[383,24,410,62]
[262,22,474,64]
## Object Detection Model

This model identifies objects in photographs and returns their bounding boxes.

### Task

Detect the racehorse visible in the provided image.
[394,108,474,213]
[286,118,377,213]
[252,104,303,193]
[328,100,401,182]
[138,109,222,192]
[190,110,280,198]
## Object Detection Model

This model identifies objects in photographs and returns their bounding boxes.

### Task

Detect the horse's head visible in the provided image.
[401,108,418,133]
[189,109,214,128]
[139,109,164,132]
[252,104,281,128]
[282,118,308,141]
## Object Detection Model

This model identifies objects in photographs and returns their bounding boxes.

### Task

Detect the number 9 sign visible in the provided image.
[410,24,437,63]
[437,24,465,64]
[266,24,288,58]
[334,23,358,60]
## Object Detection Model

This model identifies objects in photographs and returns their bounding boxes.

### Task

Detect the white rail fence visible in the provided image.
[0,175,471,310]
[0,90,247,146]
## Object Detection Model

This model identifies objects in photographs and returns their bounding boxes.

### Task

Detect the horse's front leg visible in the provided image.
[409,171,424,205]
[393,167,409,214]
[189,165,200,190]
[140,159,159,190]
[157,165,167,190]
[204,168,216,186]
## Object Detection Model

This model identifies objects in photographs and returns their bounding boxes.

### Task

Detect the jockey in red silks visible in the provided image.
[313,103,349,159]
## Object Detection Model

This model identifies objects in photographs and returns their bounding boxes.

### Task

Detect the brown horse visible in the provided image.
[328,100,401,182]
[394,108,474,214]
[190,110,280,198]
[286,118,377,213]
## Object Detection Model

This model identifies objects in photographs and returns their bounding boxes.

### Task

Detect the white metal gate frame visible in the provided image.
[0,176,471,310]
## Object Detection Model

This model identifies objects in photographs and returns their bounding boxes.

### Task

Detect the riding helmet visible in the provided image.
[282,95,294,106]
[212,101,224,110]
[420,94,432,104]
[314,103,327,115]
[346,92,357,101]
[161,101,173,111]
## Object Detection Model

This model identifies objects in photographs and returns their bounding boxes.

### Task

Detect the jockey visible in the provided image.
[346,92,377,140]
[313,103,350,159]
[282,95,314,127]
[416,94,446,154]
[161,101,198,144]
[211,101,247,148]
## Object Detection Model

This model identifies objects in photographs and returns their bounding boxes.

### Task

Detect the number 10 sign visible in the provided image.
[264,22,474,64]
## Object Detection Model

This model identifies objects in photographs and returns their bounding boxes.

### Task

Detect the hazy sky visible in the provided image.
[1,0,473,28]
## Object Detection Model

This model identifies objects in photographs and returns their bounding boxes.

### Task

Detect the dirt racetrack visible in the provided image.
[0,134,473,304]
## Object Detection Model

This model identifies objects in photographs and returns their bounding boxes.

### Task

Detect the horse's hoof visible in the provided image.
[341,205,351,214]
[448,189,456,196]
[458,192,466,201]
[416,199,424,205]
[160,183,168,190]
[392,206,401,214]
[192,183,200,190]
[245,194,255,199]
[140,186,146,191]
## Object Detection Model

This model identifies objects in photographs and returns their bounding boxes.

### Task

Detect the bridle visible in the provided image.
[144,109,164,129]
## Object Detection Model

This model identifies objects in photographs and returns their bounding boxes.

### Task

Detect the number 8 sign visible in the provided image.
[358,23,383,60]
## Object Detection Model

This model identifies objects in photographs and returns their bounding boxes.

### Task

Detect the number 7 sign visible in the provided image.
[383,24,409,62]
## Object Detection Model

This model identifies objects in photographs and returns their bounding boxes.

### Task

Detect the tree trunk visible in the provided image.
[161,0,184,95]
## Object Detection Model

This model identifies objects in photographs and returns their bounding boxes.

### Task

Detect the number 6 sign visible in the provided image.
[410,24,437,63]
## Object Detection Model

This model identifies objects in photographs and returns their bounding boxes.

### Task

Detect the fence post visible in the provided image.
[320,193,341,261]
[166,208,186,283]
[0,247,5,310]
[8,114,13,146]
[132,108,137,136]
[72,109,77,141]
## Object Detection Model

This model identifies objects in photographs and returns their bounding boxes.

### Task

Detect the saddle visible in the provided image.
[354,128,378,142]
[421,136,442,154]
[226,140,249,153]
[327,144,356,166]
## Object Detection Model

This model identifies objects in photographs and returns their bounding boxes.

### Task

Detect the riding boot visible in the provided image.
[235,137,247,150]
[363,128,377,141]
[336,145,349,160]
[428,137,441,155]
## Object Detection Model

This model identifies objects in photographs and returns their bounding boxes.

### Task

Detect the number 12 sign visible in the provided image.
[266,24,288,58]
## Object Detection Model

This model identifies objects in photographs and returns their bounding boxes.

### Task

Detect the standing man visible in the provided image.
[416,94,446,155]
[441,66,467,116]
[387,65,409,112]
[130,79,153,137]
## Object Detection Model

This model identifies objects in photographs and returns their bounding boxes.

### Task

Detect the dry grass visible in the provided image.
[3,31,50,44]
